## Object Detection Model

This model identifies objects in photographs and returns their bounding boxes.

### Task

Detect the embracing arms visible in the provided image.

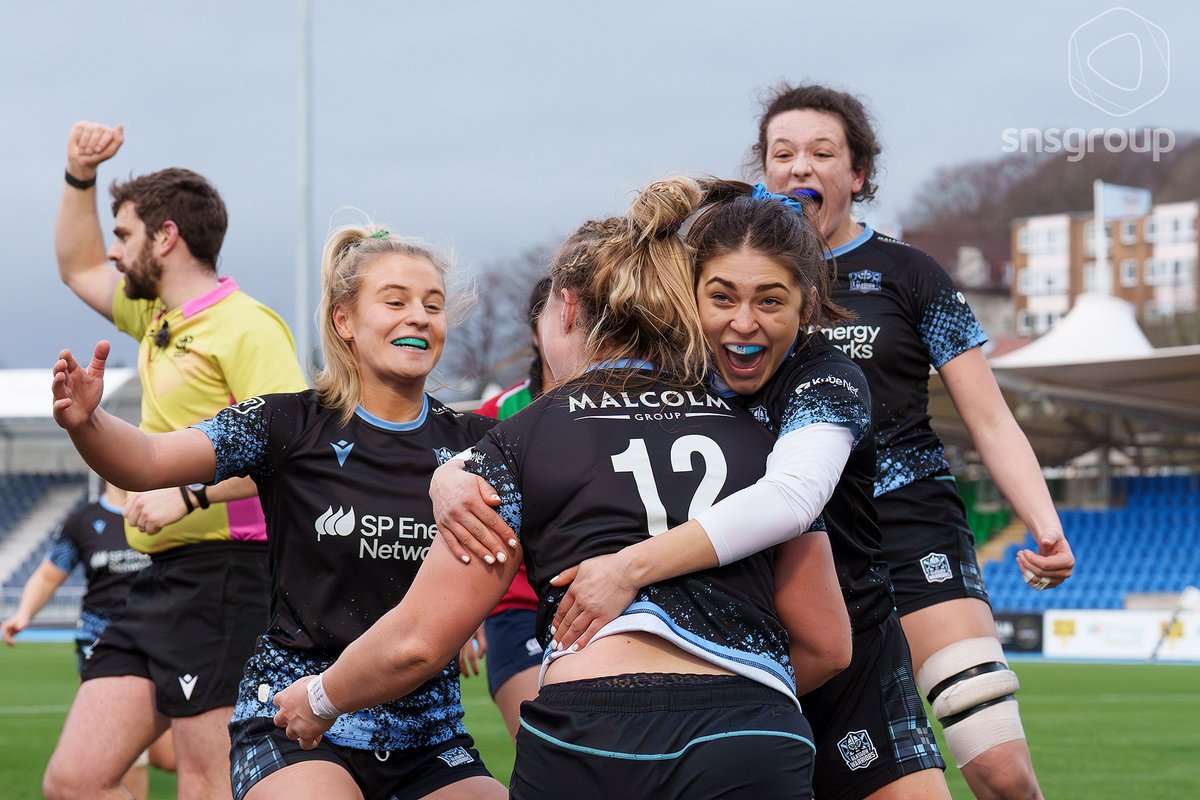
[271,537,520,747]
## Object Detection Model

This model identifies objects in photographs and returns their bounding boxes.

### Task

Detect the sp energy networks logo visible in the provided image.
[814,324,879,360]
[1068,8,1169,117]
[314,504,438,560]
[316,505,357,539]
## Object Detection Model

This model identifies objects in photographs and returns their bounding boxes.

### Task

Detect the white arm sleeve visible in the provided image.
[694,422,853,566]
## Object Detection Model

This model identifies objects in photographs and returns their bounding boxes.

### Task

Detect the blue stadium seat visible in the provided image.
[987,474,1200,613]
[0,473,88,589]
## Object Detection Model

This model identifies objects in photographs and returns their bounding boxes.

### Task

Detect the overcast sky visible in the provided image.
[3,0,1196,375]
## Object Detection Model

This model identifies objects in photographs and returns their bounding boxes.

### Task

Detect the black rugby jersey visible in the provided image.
[196,390,496,654]
[47,497,150,615]
[465,369,797,700]
[197,391,495,750]
[821,225,987,496]
[738,335,894,633]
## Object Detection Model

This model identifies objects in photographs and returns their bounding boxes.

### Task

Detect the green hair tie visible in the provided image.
[366,229,390,239]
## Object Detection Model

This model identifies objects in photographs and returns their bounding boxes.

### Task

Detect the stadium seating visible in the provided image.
[985,474,1200,612]
[0,473,88,591]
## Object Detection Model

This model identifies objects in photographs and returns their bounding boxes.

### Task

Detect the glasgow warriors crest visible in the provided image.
[848,270,882,293]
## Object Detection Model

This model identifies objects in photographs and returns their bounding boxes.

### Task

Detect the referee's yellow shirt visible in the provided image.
[112,277,308,553]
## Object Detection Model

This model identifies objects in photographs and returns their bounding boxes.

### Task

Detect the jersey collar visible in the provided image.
[97,496,123,515]
[586,358,655,372]
[354,395,429,431]
[181,277,239,319]
[823,223,874,260]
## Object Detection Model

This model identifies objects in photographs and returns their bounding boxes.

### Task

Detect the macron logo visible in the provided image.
[92,519,106,534]
[316,506,356,540]
[331,440,354,467]
[178,674,198,701]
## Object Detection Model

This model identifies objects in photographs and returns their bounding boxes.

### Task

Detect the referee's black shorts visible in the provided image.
[512,673,813,800]
[81,540,270,716]
[876,474,990,617]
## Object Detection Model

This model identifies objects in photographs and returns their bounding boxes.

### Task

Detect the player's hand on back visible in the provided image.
[430,459,516,565]
[548,552,640,652]
[66,121,124,181]
[51,341,109,431]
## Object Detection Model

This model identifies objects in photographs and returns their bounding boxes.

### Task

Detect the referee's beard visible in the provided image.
[121,242,164,301]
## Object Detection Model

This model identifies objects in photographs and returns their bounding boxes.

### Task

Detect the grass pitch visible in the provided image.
[1,644,1195,798]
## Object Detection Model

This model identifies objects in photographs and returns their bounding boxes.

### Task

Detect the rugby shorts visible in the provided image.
[73,606,112,675]
[230,718,491,800]
[875,474,990,616]
[511,673,814,800]
[801,610,944,800]
[484,608,542,698]
[81,541,270,716]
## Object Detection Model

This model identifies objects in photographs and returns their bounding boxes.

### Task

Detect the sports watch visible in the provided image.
[186,483,211,510]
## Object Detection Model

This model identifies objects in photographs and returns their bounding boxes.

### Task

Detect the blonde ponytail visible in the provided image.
[550,176,708,387]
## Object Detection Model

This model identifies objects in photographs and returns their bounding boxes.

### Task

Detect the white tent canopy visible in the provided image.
[931,294,1200,469]
[990,294,1155,367]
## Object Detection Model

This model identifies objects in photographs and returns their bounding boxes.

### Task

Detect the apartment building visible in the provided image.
[1010,201,1198,336]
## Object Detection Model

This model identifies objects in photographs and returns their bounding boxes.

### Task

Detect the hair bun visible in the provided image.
[628,177,703,242]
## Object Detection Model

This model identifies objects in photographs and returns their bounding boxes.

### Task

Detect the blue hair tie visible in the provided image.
[751,183,808,215]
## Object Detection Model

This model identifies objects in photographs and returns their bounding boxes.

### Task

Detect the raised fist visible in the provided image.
[66,121,125,180]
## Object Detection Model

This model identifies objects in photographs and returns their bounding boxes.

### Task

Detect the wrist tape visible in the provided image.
[306,673,342,720]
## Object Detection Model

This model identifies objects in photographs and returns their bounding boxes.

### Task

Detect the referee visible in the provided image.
[44,121,306,799]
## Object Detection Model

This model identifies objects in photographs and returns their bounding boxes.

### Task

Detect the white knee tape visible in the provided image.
[942,699,1025,767]
[916,637,1025,767]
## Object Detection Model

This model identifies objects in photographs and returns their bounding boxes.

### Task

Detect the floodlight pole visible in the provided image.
[1093,179,1110,297]
[295,0,314,367]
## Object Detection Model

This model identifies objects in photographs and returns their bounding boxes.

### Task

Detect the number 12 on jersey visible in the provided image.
[610,435,728,536]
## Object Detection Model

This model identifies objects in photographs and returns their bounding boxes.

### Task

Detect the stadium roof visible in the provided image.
[0,368,137,423]
[0,367,140,472]
[931,294,1200,469]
